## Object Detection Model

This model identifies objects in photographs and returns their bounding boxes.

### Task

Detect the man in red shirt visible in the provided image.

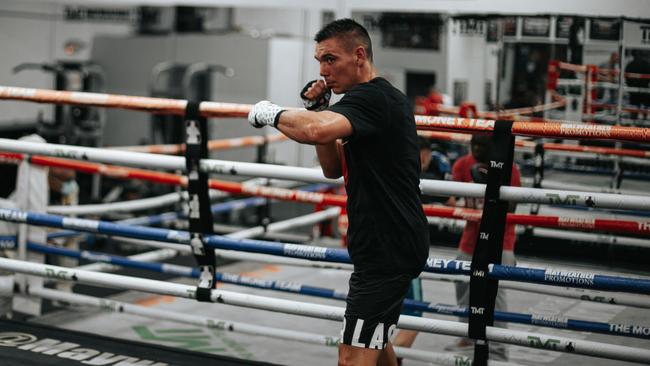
[447,134,520,359]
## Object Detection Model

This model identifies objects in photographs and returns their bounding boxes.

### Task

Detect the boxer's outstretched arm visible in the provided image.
[276,110,351,145]
[277,110,349,178]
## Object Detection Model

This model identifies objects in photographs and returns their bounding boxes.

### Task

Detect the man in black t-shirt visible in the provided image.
[248,18,429,365]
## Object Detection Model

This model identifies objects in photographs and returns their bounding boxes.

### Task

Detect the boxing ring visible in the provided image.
[0,85,649,365]
[546,60,650,125]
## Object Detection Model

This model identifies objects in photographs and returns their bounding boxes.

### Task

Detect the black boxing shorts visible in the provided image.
[341,270,413,349]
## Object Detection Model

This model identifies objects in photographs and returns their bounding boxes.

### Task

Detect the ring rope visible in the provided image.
[537,163,650,180]
[26,287,521,366]
[418,130,650,159]
[100,233,650,310]
[111,133,287,154]
[425,99,566,119]
[2,142,650,211]
[591,102,650,115]
[524,178,648,196]
[414,116,650,143]
[429,215,650,249]
[25,241,650,340]
[5,150,650,236]
[423,205,650,236]
[88,232,650,310]
[76,248,179,274]
[44,196,267,242]
[1,85,648,142]
[114,236,355,271]
[47,191,187,215]
[0,138,340,184]
[556,61,650,80]
[1,257,648,364]
[47,186,330,242]
[590,82,650,94]
[2,208,650,294]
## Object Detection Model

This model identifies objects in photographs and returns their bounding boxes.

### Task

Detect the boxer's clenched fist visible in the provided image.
[301,79,331,111]
[248,100,285,128]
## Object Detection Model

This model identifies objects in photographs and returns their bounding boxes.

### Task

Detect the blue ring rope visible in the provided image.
[46,183,332,240]
[1,207,650,295]
[25,241,650,340]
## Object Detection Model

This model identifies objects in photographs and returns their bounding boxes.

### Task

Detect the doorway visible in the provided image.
[505,43,567,110]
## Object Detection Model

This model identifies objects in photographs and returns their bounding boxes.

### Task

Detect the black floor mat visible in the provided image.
[0,318,281,366]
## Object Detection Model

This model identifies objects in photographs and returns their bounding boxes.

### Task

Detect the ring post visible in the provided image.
[184,101,216,301]
[468,120,515,365]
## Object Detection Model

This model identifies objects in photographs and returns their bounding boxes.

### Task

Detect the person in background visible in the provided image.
[0,134,76,317]
[418,138,450,197]
[625,50,650,120]
[48,166,79,295]
[414,83,453,116]
[445,134,520,360]
[597,52,619,104]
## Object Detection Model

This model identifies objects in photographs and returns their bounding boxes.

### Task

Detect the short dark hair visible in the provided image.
[315,18,373,62]
[470,133,492,147]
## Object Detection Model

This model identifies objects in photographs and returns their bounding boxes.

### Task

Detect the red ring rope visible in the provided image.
[1,151,648,236]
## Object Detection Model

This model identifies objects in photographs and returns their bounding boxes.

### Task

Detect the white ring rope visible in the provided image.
[539,149,650,167]
[27,287,520,366]
[531,226,650,249]
[524,178,650,196]
[47,191,185,215]
[225,207,340,240]
[75,248,179,273]
[1,258,649,364]
[0,138,338,184]
[45,177,306,216]
[3,138,650,211]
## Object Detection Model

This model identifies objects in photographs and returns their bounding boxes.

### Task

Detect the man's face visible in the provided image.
[471,137,491,163]
[315,37,360,94]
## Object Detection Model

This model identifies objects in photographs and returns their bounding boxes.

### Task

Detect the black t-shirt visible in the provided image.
[328,77,429,275]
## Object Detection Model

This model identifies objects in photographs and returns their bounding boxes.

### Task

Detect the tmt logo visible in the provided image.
[545,193,580,206]
[44,268,68,280]
[527,336,561,350]
[472,269,485,277]
[470,306,485,315]
[453,355,472,366]
[490,160,504,169]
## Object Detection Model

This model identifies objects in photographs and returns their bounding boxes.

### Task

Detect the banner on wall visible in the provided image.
[64,6,137,23]
[556,16,575,39]
[522,17,550,37]
[624,21,650,49]
[589,18,620,41]
[452,19,486,37]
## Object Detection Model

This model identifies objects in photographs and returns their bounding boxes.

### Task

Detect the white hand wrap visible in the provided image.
[248,101,285,128]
